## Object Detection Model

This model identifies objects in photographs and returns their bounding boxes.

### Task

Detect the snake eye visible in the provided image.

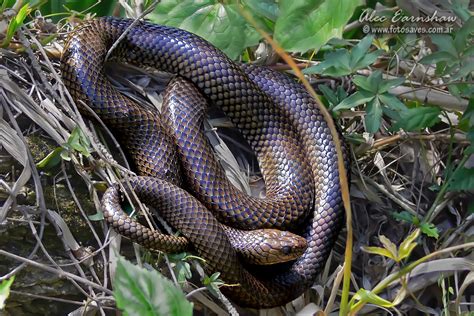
[281,245,292,255]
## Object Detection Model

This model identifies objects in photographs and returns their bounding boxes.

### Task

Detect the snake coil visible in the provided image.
[61,17,346,308]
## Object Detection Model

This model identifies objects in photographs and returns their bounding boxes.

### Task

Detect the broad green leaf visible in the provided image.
[362,246,397,261]
[454,16,474,53]
[303,49,351,76]
[450,62,474,81]
[430,34,458,58]
[398,229,420,260]
[379,93,408,120]
[150,0,261,60]
[319,84,338,106]
[367,70,383,93]
[242,0,279,22]
[274,0,362,53]
[464,45,474,57]
[351,289,395,308]
[175,261,192,283]
[365,97,383,133]
[319,85,348,109]
[419,222,439,239]
[378,77,405,94]
[392,211,415,223]
[332,90,374,112]
[67,127,91,157]
[350,35,377,69]
[452,0,471,22]
[352,75,373,92]
[459,98,474,128]
[0,276,14,310]
[447,167,474,192]
[392,107,441,132]
[353,51,383,71]
[114,257,193,316]
[419,51,455,65]
[36,147,64,169]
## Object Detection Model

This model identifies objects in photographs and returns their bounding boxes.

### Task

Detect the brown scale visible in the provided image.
[61,17,347,308]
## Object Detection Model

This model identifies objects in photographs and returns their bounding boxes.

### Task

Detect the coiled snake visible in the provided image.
[61,17,345,308]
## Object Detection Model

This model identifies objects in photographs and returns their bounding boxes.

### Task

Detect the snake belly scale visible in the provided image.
[61,17,345,308]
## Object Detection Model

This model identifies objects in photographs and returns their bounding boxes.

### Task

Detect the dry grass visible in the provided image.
[0,8,472,316]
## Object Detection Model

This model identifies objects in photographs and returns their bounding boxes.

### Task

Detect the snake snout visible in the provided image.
[254,229,307,265]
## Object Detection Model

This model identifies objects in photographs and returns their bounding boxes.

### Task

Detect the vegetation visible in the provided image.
[0,0,472,315]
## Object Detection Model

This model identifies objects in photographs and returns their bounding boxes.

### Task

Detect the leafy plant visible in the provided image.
[362,229,420,263]
[333,70,407,133]
[304,35,383,76]
[318,84,348,110]
[150,0,362,59]
[37,126,91,169]
[393,211,439,239]
[349,230,421,310]
[419,17,474,99]
[391,106,441,132]
[273,0,362,53]
[114,257,193,316]
[1,3,30,48]
[202,272,226,296]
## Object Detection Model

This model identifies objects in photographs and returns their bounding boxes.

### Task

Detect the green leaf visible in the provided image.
[454,16,474,53]
[274,0,362,53]
[36,147,64,169]
[352,75,373,92]
[379,235,399,261]
[353,50,383,71]
[2,4,30,47]
[459,98,474,128]
[392,211,415,223]
[452,0,471,22]
[419,222,439,239]
[365,97,383,133]
[378,77,405,94]
[398,229,420,261]
[242,0,279,22]
[319,84,338,106]
[349,35,383,70]
[303,49,351,76]
[350,288,395,308]
[150,0,261,60]
[333,90,374,111]
[367,70,384,93]
[419,51,455,65]
[88,212,104,221]
[379,93,408,120]
[203,272,225,297]
[175,261,192,283]
[392,107,441,132]
[362,246,397,261]
[0,276,14,310]
[350,35,374,66]
[67,127,91,157]
[114,257,193,316]
[447,167,474,192]
[319,84,348,109]
[430,34,458,58]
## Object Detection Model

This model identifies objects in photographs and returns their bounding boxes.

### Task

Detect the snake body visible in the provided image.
[61,17,345,308]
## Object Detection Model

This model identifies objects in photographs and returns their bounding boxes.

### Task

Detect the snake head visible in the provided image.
[241,229,308,265]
